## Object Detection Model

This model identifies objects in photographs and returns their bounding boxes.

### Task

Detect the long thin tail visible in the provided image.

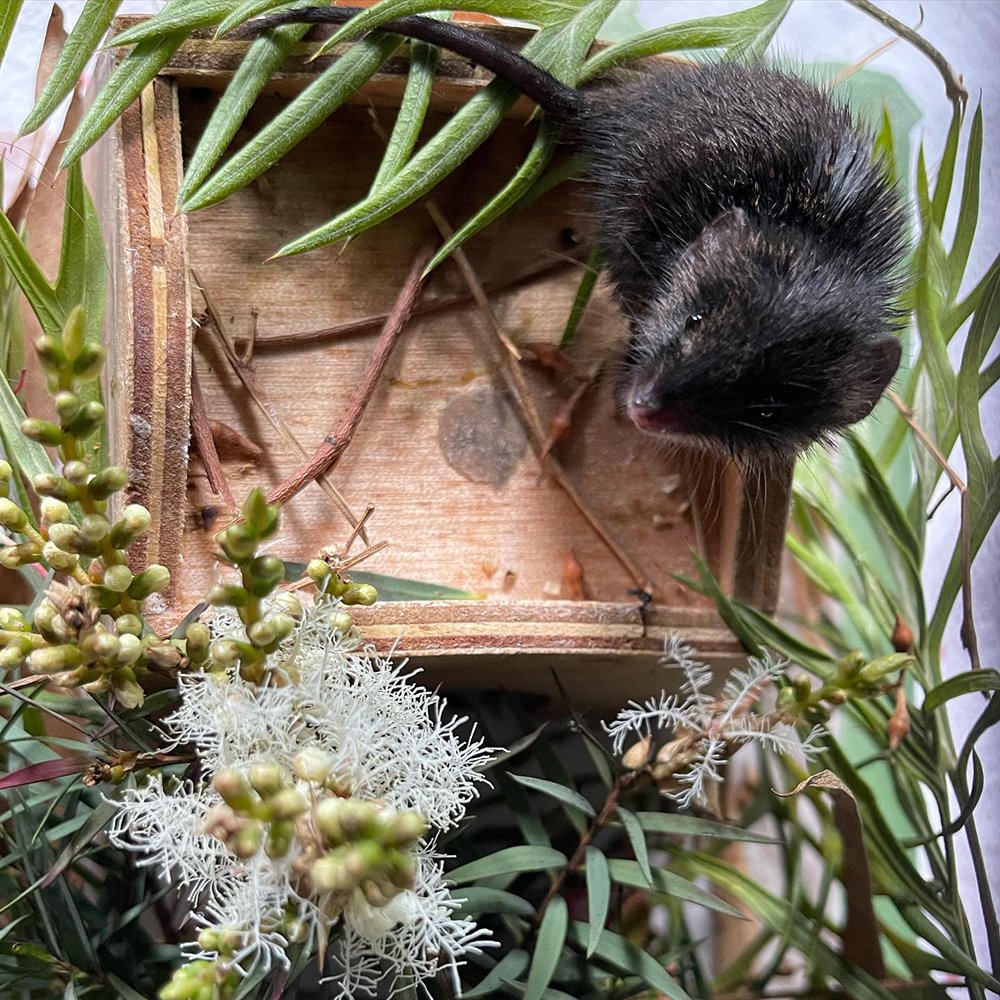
[236,5,583,119]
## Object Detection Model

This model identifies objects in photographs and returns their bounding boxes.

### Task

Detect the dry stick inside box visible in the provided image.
[88,20,792,711]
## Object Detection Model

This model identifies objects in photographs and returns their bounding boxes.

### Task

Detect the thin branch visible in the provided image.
[424,203,654,596]
[845,0,967,111]
[189,360,236,510]
[265,247,432,507]
[238,254,580,352]
[886,388,980,671]
[192,270,370,544]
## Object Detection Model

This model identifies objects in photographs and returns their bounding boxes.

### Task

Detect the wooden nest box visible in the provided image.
[89,19,792,713]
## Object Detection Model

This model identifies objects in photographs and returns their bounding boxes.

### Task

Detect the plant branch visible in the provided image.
[265,247,432,508]
[189,358,236,510]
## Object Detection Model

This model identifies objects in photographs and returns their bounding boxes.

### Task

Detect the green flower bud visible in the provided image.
[109,505,152,548]
[61,460,90,485]
[311,848,355,893]
[0,608,27,631]
[62,306,86,361]
[72,342,106,380]
[210,638,243,669]
[54,392,81,423]
[103,564,134,593]
[32,600,58,638]
[79,515,110,546]
[214,770,257,813]
[88,466,128,500]
[776,686,799,715]
[217,523,257,563]
[242,488,278,538]
[145,640,183,670]
[0,460,12,486]
[46,522,81,553]
[207,583,250,607]
[344,840,383,879]
[34,334,67,374]
[342,583,377,607]
[382,810,426,848]
[111,668,144,709]
[0,543,41,569]
[20,418,64,447]
[32,473,77,502]
[80,630,120,661]
[116,633,143,665]
[243,555,284,597]
[28,644,83,674]
[42,540,79,573]
[838,651,867,681]
[265,819,295,859]
[0,498,28,532]
[293,748,334,784]
[269,613,296,643]
[328,610,354,634]
[858,653,914,684]
[269,788,308,820]
[313,798,347,846]
[184,622,211,654]
[115,614,143,637]
[87,585,123,611]
[39,497,71,525]
[128,564,170,600]
[64,401,105,439]
[248,763,285,799]
[232,823,263,860]
[306,559,330,585]
[824,687,849,705]
[247,620,277,649]
[273,592,303,618]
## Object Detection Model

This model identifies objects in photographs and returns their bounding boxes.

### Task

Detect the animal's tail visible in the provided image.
[237,5,583,120]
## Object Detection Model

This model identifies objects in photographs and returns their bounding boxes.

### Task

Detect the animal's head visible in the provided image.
[621,208,902,458]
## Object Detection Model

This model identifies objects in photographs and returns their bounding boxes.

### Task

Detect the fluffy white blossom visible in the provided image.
[109,601,495,996]
[605,636,824,807]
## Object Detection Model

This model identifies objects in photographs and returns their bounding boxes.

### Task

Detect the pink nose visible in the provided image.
[627,395,691,434]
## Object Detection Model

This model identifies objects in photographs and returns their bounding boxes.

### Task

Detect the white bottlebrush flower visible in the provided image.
[109,600,496,996]
[605,636,824,808]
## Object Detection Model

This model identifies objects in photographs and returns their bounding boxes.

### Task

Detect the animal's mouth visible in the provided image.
[626,396,693,436]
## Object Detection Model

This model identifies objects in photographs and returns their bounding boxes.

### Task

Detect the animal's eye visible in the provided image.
[685,313,704,331]
[756,395,779,420]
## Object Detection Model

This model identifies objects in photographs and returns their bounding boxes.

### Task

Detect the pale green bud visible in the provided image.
[248,764,285,799]
[128,564,170,600]
[42,540,79,572]
[243,555,284,597]
[859,653,914,684]
[54,392,81,423]
[0,608,27,631]
[247,620,277,648]
[328,610,354,634]
[217,523,256,562]
[342,583,377,607]
[39,497,71,525]
[29,644,83,673]
[269,788,308,820]
[273,592,303,618]
[233,823,263,859]
[62,306,86,361]
[103,564,134,593]
[20,418,63,446]
[293,748,334,784]
[72,342,106,380]
[306,559,330,585]
[88,466,127,500]
[111,668,144,709]
[382,810,426,848]
[210,638,242,669]
[184,622,210,653]
[80,514,110,544]
[0,543,40,568]
[34,334,67,374]
[115,614,143,637]
[32,473,77,501]
[0,498,27,532]
[47,522,82,552]
[145,640,182,670]
[109,505,152,548]
[116,633,143,665]
[80,630,120,661]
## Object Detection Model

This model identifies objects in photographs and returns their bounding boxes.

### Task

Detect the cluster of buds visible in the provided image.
[776,650,914,726]
[204,489,296,684]
[306,557,378,610]
[203,750,426,914]
[158,957,240,1000]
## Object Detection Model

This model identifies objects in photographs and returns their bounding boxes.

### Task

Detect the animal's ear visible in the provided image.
[852,336,902,418]
[693,207,750,255]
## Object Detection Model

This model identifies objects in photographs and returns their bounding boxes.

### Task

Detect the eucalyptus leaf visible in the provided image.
[0,1,23,65]
[627,810,781,843]
[616,805,651,884]
[20,0,119,136]
[463,950,530,999]
[451,886,535,918]
[510,773,595,817]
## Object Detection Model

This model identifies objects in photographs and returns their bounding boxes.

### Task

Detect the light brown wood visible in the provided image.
[89,19,793,711]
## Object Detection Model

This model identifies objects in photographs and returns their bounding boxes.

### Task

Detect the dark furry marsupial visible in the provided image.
[241,6,908,460]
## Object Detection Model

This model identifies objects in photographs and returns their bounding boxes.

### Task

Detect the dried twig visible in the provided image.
[425,204,654,595]
[266,248,432,507]
[845,0,967,110]
[208,420,264,462]
[192,270,370,544]
[822,35,898,89]
[886,388,980,671]
[239,254,580,352]
[189,361,236,510]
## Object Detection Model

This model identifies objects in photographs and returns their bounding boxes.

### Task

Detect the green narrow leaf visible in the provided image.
[510,773,595,817]
[947,103,983,295]
[180,32,402,213]
[110,0,233,45]
[525,896,568,1000]
[0,1,23,64]
[930,105,961,230]
[463,951,530,999]
[447,845,567,884]
[872,103,897,190]
[0,202,62,337]
[584,846,610,958]
[313,0,584,57]
[560,245,602,347]
[616,805,652,884]
[20,0,120,136]
[565,922,693,1000]
[370,40,439,193]
[607,858,744,918]
[582,0,789,78]
[451,887,535,918]
[345,570,482,601]
[215,0,310,38]
[687,551,764,656]
[924,670,1000,713]
[0,367,57,524]
[61,30,188,168]
[629,810,781,843]
[179,1,316,203]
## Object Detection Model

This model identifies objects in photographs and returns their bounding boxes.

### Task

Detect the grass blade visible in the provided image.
[947,103,983,296]
[179,33,402,212]
[0,199,61,338]
[20,0,119,136]
[924,670,1000,713]
[61,30,188,168]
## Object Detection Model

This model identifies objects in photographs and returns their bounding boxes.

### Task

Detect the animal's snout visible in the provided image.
[627,389,691,435]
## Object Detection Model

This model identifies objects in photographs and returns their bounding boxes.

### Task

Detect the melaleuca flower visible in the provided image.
[109,599,495,997]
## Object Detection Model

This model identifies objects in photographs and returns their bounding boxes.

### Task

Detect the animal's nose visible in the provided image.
[627,390,691,434]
